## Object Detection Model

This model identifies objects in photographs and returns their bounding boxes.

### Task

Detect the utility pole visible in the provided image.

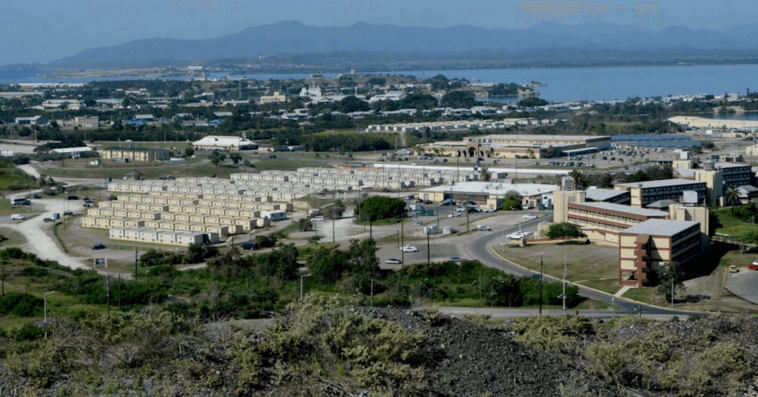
[671,275,674,309]
[106,275,110,316]
[300,274,311,300]
[332,191,336,243]
[466,204,470,233]
[117,273,121,311]
[427,229,431,266]
[401,219,404,267]
[371,279,374,307]
[539,257,544,316]
[563,253,567,311]
[1,260,5,296]
[134,247,138,280]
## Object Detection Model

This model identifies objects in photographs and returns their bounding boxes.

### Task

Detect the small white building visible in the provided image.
[192,136,258,151]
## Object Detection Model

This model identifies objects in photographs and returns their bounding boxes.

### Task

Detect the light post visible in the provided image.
[44,291,55,339]
[300,274,312,301]
[563,251,567,311]
[1,259,6,296]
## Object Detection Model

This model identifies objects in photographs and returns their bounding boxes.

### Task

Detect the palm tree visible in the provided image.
[726,186,740,210]
[569,169,588,190]
[479,166,492,182]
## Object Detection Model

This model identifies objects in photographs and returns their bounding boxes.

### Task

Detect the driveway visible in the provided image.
[0,198,91,271]
[726,268,758,304]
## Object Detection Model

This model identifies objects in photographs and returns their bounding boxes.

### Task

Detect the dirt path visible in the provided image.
[2,198,91,271]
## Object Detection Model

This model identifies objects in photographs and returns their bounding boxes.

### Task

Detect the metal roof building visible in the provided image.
[192,136,258,151]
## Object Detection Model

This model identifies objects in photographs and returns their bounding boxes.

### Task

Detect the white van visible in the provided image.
[10,214,26,220]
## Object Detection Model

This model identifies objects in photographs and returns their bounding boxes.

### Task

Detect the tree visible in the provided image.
[545,145,556,158]
[354,196,406,222]
[500,199,520,211]
[229,152,242,165]
[184,146,194,158]
[297,218,313,232]
[485,275,522,307]
[441,91,476,108]
[517,97,549,108]
[656,262,685,301]
[545,223,587,242]
[726,186,740,209]
[210,151,227,167]
[243,159,253,171]
[325,199,346,220]
[525,148,534,158]
[479,166,492,182]
[569,169,588,190]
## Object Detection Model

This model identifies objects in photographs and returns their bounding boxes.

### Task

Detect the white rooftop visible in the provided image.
[193,136,255,148]
[622,219,699,237]
[421,182,556,197]
[615,179,705,189]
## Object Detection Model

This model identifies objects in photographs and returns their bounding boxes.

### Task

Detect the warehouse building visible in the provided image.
[102,147,171,162]
[419,182,556,210]
[192,136,258,151]
[421,134,611,159]
[618,220,702,288]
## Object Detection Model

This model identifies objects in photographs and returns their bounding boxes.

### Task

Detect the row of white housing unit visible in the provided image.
[365,119,559,133]
[107,169,482,200]
[109,227,217,247]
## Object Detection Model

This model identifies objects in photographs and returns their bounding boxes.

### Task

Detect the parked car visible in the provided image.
[449,256,464,263]
[240,242,257,250]
[476,225,491,231]
[385,258,403,264]
[749,262,758,271]
[448,212,461,217]
[522,214,538,220]
[10,214,25,220]
[43,217,55,223]
[400,245,419,252]
[32,194,40,199]
[64,210,73,216]
[729,265,739,273]
[83,203,92,208]
[90,243,106,250]
[66,195,79,200]
[311,215,324,222]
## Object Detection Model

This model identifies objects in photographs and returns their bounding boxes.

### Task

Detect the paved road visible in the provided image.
[726,268,758,304]
[464,214,703,318]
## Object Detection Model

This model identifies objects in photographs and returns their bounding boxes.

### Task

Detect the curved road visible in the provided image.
[464,215,701,318]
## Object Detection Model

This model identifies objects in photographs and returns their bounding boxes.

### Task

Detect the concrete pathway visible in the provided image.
[614,286,632,297]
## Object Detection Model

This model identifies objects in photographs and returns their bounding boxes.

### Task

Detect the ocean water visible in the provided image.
[2,64,757,102]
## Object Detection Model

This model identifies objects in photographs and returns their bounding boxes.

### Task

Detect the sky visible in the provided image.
[1,0,757,65]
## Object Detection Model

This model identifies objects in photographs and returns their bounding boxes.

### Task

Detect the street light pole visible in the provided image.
[44,291,55,339]
[300,274,311,300]
[563,252,567,311]
[539,257,544,316]
[1,259,5,296]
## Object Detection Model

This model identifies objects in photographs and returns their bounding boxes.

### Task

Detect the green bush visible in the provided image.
[354,196,406,222]
[0,293,44,317]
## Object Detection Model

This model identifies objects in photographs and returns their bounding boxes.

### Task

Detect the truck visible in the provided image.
[422,224,438,235]
[10,214,25,220]
[409,204,425,214]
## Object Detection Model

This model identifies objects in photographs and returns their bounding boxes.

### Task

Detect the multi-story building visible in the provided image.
[715,163,752,188]
[618,219,702,288]
[421,134,612,159]
[566,202,669,244]
[102,147,171,162]
[585,188,631,205]
[614,179,706,207]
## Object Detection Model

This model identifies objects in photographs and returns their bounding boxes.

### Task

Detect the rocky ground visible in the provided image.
[1,303,757,396]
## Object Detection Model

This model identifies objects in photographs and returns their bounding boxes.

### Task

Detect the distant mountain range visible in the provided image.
[38,21,758,68]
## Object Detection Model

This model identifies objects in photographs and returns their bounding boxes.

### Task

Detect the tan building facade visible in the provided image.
[102,147,171,162]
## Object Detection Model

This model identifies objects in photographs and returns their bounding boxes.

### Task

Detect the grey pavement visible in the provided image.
[726,268,758,304]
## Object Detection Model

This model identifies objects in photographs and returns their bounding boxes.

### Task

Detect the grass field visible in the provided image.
[711,206,758,237]
[0,227,27,247]
[0,168,38,192]
[252,159,332,172]
[493,243,623,295]
[0,199,44,216]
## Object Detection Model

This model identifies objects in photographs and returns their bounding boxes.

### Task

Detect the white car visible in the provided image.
[400,245,419,252]
[522,214,538,220]
[507,231,530,239]
[448,212,461,218]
